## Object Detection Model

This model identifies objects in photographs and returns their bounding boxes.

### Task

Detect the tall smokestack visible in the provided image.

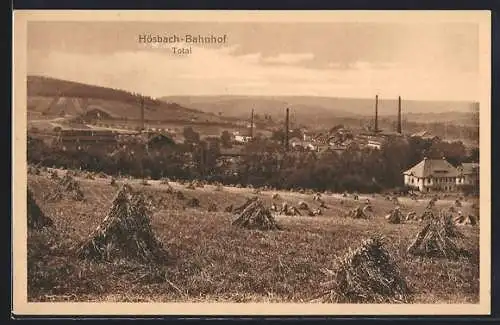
[285,107,289,151]
[250,108,254,138]
[397,96,402,134]
[374,95,379,133]
[140,96,145,131]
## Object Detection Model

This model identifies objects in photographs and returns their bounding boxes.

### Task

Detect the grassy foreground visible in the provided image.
[27,171,479,303]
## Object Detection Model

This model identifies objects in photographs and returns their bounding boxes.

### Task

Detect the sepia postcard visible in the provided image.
[12,10,491,316]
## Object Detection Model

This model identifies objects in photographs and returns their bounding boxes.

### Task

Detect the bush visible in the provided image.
[458,184,478,196]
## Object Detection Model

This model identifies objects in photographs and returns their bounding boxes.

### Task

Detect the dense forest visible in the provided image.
[28,75,162,106]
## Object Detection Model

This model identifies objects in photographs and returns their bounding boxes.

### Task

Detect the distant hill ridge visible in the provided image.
[161,95,478,116]
[27,75,238,124]
[26,76,478,128]
[160,95,479,127]
[28,75,159,105]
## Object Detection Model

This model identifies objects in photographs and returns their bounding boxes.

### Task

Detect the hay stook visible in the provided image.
[279,202,301,216]
[49,170,59,179]
[186,197,200,208]
[207,202,218,212]
[407,210,468,259]
[160,178,175,194]
[28,165,41,175]
[298,201,309,210]
[84,172,95,180]
[307,208,322,216]
[45,174,85,201]
[346,206,371,219]
[418,209,435,222]
[233,197,259,215]
[321,236,411,303]
[232,198,282,230]
[175,191,185,200]
[454,213,478,226]
[405,211,417,221]
[27,188,54,230]
[385,207,404,224]
[76,184,168,264]
[224,204,233,213]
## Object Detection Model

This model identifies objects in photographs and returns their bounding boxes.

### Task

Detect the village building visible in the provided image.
[289,136,302,146]
[233,135,252,144]
[218,146,248,177]
[110,131,177,158]
[289,137,305,149]
[81,107,115,121]
[411,130,441,142]
[354,134,386,150]
[48,127,119,153]
[231,131,253,144]
[302,132,312,142]
[141,132,176,157]
[403,157,464,192]
[289,136,319,151]
[145,132,176,150]
[366,139,383,150]
[55,128,117,148]
[457,162,480,186]
[312,133,330,145]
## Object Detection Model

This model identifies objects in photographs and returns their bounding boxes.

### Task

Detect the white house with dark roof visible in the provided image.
[403,157,463,192]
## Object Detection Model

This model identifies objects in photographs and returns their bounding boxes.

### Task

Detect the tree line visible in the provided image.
[27,127,479,194]
[28,76,160,106]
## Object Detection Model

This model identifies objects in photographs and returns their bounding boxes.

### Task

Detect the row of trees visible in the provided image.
[231,136,477,192]
[27,127,479,194]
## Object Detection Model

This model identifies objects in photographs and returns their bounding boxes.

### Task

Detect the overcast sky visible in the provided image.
[27,21,480,101]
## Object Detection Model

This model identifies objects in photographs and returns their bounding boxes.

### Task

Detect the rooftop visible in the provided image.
[411,130,439,140]
[146,132,176,146]
[403,157,460,178]
[459,162,479,175]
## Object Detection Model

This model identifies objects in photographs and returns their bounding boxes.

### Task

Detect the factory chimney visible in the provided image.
[140,95,145,131]
[397,96,402,134]
[374,94,379,133]
[285,107,289,151]
[250,108,254,138]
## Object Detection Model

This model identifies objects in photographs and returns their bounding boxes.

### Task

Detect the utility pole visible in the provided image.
[285,107,289,151]
[140,95,145,131]
[397,96,402,134]
[200,144,205,179]
[374,94,379,133]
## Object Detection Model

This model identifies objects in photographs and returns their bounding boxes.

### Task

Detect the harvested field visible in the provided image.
[27,170,480,303]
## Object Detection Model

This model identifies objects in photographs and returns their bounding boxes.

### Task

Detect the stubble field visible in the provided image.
[26,169,480,303]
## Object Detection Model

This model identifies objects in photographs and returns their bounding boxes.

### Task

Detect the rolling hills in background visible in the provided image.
[26,76,239,126]
[25,75,479,132]
[161,95,479,128]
